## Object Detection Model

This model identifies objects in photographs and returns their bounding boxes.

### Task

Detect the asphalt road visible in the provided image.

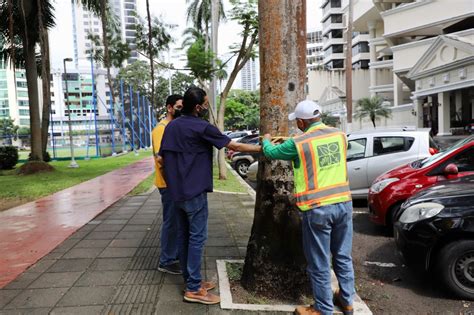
[352,202,472,314]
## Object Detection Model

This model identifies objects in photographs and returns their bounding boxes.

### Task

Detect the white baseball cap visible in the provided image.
[288,100,321,121]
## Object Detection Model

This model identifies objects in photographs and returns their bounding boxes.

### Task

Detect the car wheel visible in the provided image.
[437,240,474,300]
[235,160,250,177]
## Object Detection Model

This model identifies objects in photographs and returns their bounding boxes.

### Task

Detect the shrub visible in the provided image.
[0,146,19,170]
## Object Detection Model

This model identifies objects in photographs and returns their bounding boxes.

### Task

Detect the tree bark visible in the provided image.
[19,0,42,161]
[146,0,154,108]
[100,0,115,106]
[241,0,309,299]
[37,0,52,158]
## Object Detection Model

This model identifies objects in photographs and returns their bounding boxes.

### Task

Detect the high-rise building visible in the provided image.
[321,0,370,70]
[71,0,138,69]
[241,59,258,91]
[307,30,324,71]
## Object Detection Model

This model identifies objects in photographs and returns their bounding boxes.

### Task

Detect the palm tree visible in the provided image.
[0,0,55,162]
[355,96,392,128]
[186,0,226,36]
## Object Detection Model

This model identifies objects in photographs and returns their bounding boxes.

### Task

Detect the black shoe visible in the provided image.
[158,262,182,275]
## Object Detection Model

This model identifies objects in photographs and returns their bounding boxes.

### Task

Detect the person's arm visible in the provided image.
[226,141,261,153]
[262,134,298,161]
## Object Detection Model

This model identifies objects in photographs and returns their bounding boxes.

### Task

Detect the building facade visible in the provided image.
[353,0,474,135]
[241,59,258,91]
[307,30,324,70]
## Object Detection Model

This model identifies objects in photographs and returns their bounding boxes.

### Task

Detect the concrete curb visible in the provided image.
[224,162,256,201]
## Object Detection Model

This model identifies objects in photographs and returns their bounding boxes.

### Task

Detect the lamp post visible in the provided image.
[63,58,79,168]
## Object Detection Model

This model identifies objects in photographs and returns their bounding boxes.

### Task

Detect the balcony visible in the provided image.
[369,60,394,69]
[352,52,370,63]
[323,37,345,50]
[322,6,344,23]
[352,0,381,32]
[323,53,345,64]
[352,33,370,45]
[370,84,394,93]
[382,0,473,40]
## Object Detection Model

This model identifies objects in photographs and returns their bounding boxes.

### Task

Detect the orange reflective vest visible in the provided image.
[293,124,351,211]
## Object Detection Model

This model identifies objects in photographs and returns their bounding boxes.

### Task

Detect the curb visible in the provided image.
[224,162,256,201]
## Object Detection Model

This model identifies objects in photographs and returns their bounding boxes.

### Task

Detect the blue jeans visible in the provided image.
[159,188,178,266]
[175,192,208,292]
[301,201,355,315]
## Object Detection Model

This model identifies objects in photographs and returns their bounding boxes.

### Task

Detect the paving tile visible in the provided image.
[162,274,184,285]
[0,308,51,315]
[73,239,111,249]
[121,225,151,232]
[206,247,240,257]
[154,301,208,314]
[119,270,163,285]
[99,247,137,258]
[3,272,41,290]
[128,219,153,225]
[28,272,83,289]
[56,286,115,307]
[84,231,119,240]
[50,305,104,315]
[102,303,155,314]
[4,288,68,309]
[110,284,160,304]
[0,290,21,308]
[93,224,124,232]
[62,248,104,259]
[206,238,235,246]
[89,258,132,271]
[75,270,125,286]
[47,259,94,273]
[102,219,129,225]
[26,259,57,273]
[115,231,147,239]
[108,239,143,248]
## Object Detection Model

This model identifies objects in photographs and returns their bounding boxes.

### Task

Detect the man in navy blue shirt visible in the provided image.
[159,87,261,305]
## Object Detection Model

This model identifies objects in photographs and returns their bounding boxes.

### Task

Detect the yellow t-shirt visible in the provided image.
[152,119,169,188]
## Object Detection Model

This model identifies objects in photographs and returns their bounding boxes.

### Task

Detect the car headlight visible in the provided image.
[399,202,444,224]
[370,178,399,194]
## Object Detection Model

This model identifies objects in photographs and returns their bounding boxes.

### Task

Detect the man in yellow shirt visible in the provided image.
[152,94,183,274]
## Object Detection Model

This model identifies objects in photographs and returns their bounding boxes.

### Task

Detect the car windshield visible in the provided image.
[415,136,474,168]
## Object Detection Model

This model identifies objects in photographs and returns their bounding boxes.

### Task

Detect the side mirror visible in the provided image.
[443,163,458,176]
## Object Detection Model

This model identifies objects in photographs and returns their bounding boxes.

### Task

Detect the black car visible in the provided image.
[394,175,474,300]
[231,136,260,177]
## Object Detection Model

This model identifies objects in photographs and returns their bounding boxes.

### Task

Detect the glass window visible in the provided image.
[449,148,474,172]
[373,137,414,156]
[19,109,29,116]
[347,138,366,161]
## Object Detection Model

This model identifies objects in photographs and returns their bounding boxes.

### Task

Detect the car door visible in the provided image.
[367,136,416,185]
[435,146,474,181]
[347,137,369,194]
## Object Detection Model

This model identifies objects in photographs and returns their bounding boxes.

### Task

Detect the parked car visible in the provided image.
[394,175,474,300]
[368,136,474,227]
[227,130,252,142]
[247,128,438,198]
[231,136,259,177]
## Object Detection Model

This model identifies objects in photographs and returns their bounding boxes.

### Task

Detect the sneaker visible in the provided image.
[157,262,182,275]
[294,305,322,315]
[184,287,220,305]
[333,290,354,315]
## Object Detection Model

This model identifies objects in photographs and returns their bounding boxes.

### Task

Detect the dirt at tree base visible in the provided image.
[16,161,55,175]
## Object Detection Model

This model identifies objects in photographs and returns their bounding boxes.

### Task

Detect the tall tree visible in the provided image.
[215,0,258,179]
[355,96,392,128]
[99,0,114,107]
[186,0,225,44]
[0,0,55,162]
[241,0,309,298]
[145,0,154,109]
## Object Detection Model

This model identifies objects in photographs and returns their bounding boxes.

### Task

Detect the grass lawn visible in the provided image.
[129,164,248,196]
[18,145,126,160]
[0,151,151,211]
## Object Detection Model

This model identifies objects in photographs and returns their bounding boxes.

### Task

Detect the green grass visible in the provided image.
[0,151,151,204]
[18,145,127,160]
[128,164,248,196]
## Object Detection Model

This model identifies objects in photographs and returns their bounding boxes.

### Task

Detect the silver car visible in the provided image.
[247,128,438,199]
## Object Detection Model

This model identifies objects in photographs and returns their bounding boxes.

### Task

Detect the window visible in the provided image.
[19,109,29,116]
[0,81,6,89]
[0,90,8,98]
[373,137,414,156]
[16,81,28,88]
[447,148,474,172]
[347,138,366,161]
[17,91,28,98]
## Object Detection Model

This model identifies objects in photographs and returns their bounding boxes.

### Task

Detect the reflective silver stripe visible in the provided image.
[297,184,350,203]
[294,127,339,143]
[302,142,316,191]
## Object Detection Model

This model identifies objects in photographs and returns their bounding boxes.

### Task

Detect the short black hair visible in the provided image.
[182,87,206,114]
[166,94,183,107]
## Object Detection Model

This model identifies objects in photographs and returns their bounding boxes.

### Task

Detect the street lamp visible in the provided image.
[63,58,79,168]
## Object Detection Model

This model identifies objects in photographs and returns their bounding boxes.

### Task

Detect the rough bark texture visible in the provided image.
[241,0,309,299]
[100,0,115,106]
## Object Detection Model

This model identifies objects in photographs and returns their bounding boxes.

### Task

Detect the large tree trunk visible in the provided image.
[100,0,115,106]
[146,0,154,108]
[38,0,52,158]
[241,0,309,299]
[19,0,42,161]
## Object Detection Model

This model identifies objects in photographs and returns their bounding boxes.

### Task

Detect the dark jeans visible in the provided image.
[301,201,355,315]
[175,192,209,292]
[159,188,178,266]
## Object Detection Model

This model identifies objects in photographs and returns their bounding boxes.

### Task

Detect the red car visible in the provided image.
[368,136,474,227]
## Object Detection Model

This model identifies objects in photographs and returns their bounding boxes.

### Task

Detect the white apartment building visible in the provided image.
[72,0,138,69]
[353,0,474,135]
[321,0,371,70]
[307,30,324,70]
[241,58,258,91]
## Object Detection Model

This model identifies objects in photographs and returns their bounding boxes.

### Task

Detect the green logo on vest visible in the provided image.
[317,142,340,168]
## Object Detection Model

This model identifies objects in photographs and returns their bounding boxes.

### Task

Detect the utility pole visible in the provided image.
[210,0,219,126]
[345,0,353,132]
[63,58,79,168]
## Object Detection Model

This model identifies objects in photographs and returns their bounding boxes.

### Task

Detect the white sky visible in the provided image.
[50,0,322,73]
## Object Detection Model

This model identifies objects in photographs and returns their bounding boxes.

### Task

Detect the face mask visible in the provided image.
[172,109,182,118]
[197,106,209,118]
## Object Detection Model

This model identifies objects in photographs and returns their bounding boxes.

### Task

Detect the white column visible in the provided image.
[455,90,462,121]
[437,92,451,136]
[412,97,424,128]
[393,73,404,107]
[368,21,377,97]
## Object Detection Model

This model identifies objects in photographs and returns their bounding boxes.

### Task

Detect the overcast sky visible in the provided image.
[50,0,322,72]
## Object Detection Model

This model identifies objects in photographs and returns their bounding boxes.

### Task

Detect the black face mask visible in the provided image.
[197,107,209,119]
[172,109,182,118]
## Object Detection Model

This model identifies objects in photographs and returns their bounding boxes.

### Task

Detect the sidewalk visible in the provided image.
[0,190,262,314]
[0,157,154,289]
